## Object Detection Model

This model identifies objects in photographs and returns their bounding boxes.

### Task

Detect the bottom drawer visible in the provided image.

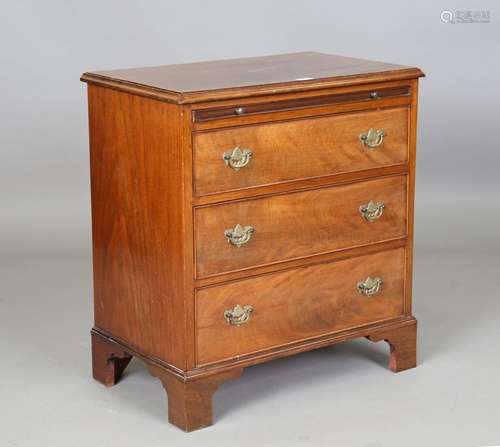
[196,248,405,365]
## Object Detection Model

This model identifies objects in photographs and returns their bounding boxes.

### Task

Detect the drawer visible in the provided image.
[195,175,407,278]
[193,107,408,196]
[196,248,405,365]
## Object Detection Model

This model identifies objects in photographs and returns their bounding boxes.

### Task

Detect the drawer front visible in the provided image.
[196,248,405,365]
[193,107,408,196]
[195,175,407,278]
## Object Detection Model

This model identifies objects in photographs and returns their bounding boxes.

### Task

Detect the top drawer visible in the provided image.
[193,107,408,196]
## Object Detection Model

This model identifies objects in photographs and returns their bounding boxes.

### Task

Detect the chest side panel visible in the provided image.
[87,85,191,369]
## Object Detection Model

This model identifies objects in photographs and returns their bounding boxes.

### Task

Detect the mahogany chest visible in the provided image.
[81,52,424,431]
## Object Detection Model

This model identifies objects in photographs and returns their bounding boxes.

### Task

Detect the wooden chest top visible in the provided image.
[81,51,423,103]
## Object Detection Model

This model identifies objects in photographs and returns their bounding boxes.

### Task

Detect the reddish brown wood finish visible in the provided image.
[193,165,409,207]
[191,81,413,131]
[87,85,192,369]
[148,365,243,432]
[194,107,408,196]
[404,78,420,316]
[195,175,407,277]
[81,51,423,104]
[367,318,417,372]
[195,95,411,133]
[193,86,410,121]
[195,237,407,288]
[91,331,132,387]
[196,248,405,365]
[82,52,423,431]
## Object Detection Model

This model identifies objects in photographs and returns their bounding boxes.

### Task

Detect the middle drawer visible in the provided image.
[195,175,407,278]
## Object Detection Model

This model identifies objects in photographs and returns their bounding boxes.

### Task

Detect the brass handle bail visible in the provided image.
[224,224,255,247]
[222,146,253,171]
[357,277,383,296]
[360,128,385,148]
[224,304,253,326]
[359,200,385,222]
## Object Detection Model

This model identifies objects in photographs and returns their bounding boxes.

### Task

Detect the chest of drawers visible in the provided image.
[82,52,424,431]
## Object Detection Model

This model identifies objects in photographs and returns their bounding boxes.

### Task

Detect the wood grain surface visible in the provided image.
[195,175,407,277]
[367,319,417,372]
[196,248,406,365]
[88,85,192,369]
[191,81,412,131]
[193,86,410,121]
[81,52,424,104]
[194,107,408,195]
[148,364,242,432]
[91,331,133,387]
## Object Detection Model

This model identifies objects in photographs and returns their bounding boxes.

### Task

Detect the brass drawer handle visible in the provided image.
[357,276,383,296]
[359,200,385,222]
[359,128,386,148]
[224,304,253,326]
[222,146,253,171]
[224,224,254,247]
